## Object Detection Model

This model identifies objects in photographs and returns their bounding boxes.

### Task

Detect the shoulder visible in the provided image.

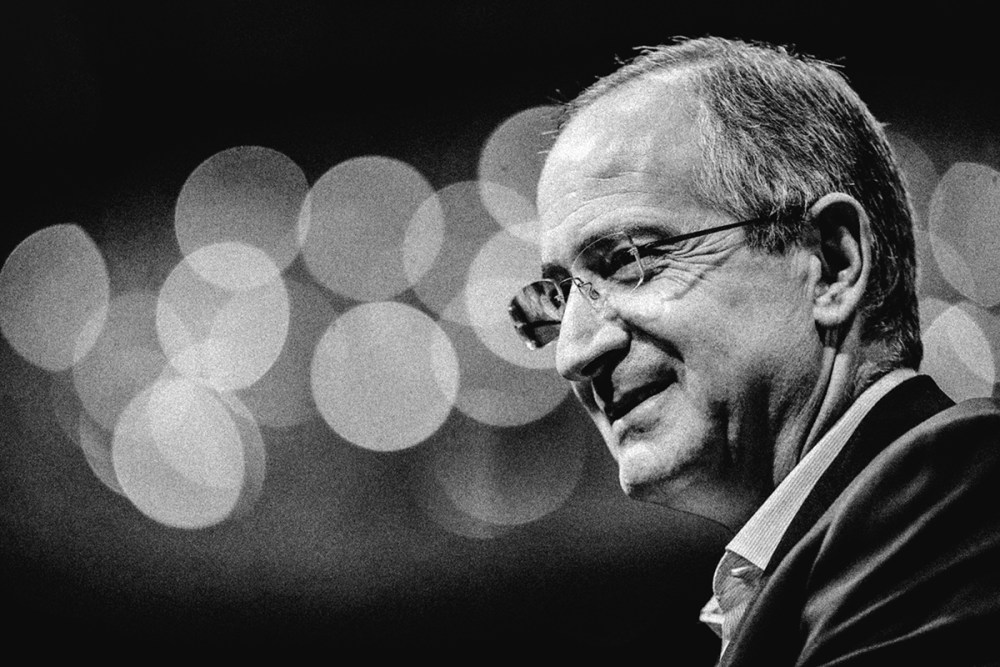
[807,396,1000,585]
[827,396,1000,530]
[798,397,1000,664]
[721,396,1000,665]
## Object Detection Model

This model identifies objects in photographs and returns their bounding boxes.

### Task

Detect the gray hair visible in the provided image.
[565,36,922,378]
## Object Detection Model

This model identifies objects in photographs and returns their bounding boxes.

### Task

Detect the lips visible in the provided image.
[598,373,676,423]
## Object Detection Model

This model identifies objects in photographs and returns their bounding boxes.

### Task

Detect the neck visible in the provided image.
[801,346,857,457]
[774,326,864,485]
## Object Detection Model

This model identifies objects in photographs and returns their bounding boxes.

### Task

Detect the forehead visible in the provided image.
[538,74,707,252]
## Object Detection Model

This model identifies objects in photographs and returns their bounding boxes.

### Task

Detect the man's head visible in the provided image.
[523,37,919,528]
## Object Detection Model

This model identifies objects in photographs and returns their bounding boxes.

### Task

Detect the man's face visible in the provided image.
[537,78,821,527]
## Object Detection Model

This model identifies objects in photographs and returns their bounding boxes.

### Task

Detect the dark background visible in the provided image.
[4,2,996,662]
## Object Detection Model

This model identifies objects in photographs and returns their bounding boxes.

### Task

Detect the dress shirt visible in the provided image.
[699,368,918,659]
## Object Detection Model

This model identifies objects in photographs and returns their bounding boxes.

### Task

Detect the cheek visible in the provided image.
[712,269,816,357]
[670,296,812,394]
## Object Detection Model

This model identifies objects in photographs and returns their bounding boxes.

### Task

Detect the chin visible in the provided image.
[618,467,690,503]
[618,454,758,531]
[614,448,691,502]
[612,434,722,506]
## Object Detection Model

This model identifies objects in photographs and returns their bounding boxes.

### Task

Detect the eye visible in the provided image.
[598,243,644,283]
[632,242,674,276]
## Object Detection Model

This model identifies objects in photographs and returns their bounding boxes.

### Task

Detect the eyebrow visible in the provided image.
[538,222,682,280]
[618,220,686,237]
[574,222,686,259]
[620,217,775,248]
[540,216,774,278]
[582,220,691,250]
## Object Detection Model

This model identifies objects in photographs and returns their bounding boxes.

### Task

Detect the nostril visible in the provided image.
[557,327,630,383]
[581,343,628,381]
[578,359,605,382]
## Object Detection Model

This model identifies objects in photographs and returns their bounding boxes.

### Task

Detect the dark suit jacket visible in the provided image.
[721,375,1000,666]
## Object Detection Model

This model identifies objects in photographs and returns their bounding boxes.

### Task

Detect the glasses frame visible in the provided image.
[509,215,773,349]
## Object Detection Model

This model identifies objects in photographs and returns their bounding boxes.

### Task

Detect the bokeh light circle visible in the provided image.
[0,224,110,371]
[412,456,514,541]
[310,302,458,452]
[926,231,976,298]
[478,182,538,243]
[216,390,268,522]
[72,290,167,431]
[156,242,290,392]
[918,296,951,336]
[402,190,446,289]
[78,413,124,496]
[477,105,559,232]
[913,226,941,297]
[885,129,938,229]
[299,156,439,301]
[236,278,338,429]
[410,181,504,324]
[465,226,555,370]
[184,240,283,291]
[928,162,1000,307]
[45,370,91,456]
[174,145,308,272]
[425,408,586,528]
[921,300,997,401]
[112,375,264,529]
[445,319,568,427]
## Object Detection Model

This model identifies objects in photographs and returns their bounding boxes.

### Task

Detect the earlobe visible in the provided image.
[807,193,872,330]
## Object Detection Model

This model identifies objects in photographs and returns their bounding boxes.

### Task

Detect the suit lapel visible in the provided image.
[765,375,954,574]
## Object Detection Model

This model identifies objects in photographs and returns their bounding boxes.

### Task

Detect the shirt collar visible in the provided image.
[723,367,917,574]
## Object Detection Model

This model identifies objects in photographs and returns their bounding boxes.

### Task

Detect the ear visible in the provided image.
[806,193,872,329]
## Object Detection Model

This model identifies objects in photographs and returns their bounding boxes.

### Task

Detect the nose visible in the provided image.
[555,288,629,382]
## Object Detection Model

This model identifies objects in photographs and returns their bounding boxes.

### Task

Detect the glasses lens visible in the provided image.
[570,231,645,303]
[509,279,566,349]
[510,219,777,350]
[509,232,645,350]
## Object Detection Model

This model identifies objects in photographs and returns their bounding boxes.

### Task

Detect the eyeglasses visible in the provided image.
[508,216,772,349]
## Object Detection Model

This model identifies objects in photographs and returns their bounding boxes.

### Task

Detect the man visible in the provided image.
[509,37,1000,665]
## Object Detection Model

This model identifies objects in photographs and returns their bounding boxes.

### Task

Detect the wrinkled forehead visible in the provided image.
[537,73,706,241]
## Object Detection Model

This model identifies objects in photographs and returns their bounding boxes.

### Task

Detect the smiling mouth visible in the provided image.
[602,375,676,424]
